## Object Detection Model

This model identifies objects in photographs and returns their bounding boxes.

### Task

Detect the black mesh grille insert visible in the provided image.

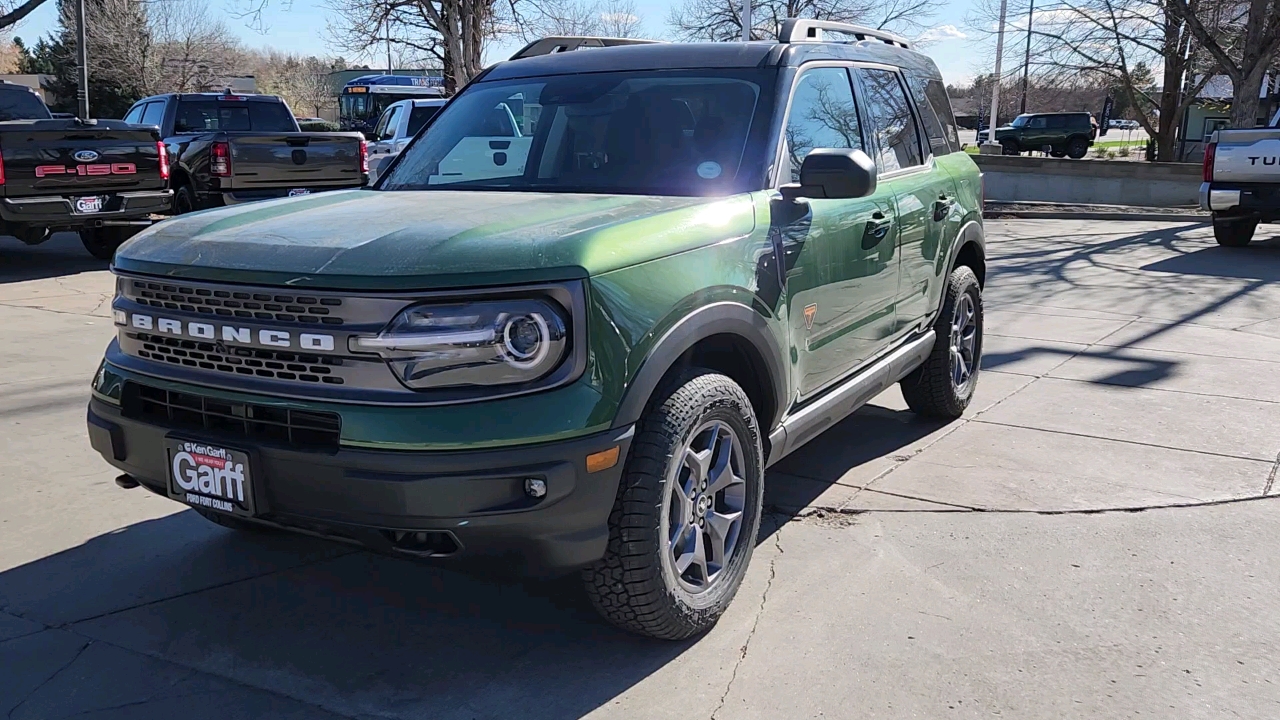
[123,382,341,451]
[129,332,347,385]
[129,280,344,325]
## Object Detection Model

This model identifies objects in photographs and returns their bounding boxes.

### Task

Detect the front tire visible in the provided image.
[79,226,135,260]
[583,370,764,640]
[1000,139,1020,156]
[1213,218,1256,247]
[900,265,983,419]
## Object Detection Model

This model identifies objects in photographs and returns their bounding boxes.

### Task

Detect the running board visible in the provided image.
[765,331,936,466]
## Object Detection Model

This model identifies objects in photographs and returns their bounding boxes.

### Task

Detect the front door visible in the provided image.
[777,65,900,400]
[854,66,953,335]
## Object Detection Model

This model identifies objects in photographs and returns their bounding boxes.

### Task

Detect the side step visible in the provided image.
[766,331,935,466]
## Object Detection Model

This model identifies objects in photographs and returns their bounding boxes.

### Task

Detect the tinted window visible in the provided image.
[382,70,771,196]
[782,67,863,184]
[904,72,956,156]
[0,88,52,121]
[406,105,440,136]
[123,104,145,124]
[1047,115,1067,129]
[173,100,297,133]
[1029,117,1048,129]
[856,68,923,172]
[140,102,165,127]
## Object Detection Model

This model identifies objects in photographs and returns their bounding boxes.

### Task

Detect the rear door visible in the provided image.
[853,66,951,336]
[778,65,899,399]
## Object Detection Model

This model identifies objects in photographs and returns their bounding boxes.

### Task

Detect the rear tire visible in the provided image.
[1066,137,1090,159]
[1213,218,1257,247]
[174,183,196,214]
[583,370,764,640]
[900,265,983,419]
[79,226,135,260]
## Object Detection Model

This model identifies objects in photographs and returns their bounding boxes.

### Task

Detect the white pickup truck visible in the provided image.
[1201,108,1280,246]
[366,98,447,182]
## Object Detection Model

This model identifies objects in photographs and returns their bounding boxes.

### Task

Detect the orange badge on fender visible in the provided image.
[803,303,817,331]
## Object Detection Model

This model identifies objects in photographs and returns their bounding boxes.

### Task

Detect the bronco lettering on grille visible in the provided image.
[124,312,336,351]
[36,163,137,178]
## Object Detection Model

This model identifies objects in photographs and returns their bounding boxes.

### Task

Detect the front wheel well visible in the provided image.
[659,333,778,441]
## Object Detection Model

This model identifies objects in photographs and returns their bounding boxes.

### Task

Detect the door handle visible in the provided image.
[932,195,953,222]
[862,212,893,249]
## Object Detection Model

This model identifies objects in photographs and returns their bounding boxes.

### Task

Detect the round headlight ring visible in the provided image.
[501,312,551,369]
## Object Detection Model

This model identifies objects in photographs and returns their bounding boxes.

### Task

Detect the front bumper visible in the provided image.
[87,395,633,575]
[0,189,171,228]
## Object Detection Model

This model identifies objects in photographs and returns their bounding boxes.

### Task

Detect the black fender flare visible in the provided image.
[928,219,986,324]
[611,301,789,433]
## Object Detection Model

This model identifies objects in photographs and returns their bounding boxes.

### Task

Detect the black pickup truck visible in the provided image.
[0,82,171,259]
[124,92,368,212]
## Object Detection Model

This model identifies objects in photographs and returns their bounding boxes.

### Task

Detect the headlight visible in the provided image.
[352,299,569,389]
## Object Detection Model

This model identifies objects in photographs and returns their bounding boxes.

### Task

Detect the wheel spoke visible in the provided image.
[690,529,710,583]
[684,447,712,485]
[705,510,742,565]
[672,523,695,572]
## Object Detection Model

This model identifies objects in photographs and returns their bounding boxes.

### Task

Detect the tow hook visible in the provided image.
[114,474,140,490]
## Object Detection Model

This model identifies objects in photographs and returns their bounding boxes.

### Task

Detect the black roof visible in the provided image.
[481,40,942,83]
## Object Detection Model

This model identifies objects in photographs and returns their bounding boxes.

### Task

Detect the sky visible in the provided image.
[8,0,986,85]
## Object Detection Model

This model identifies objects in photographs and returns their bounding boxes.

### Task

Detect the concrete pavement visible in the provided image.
[3,220,1280,718]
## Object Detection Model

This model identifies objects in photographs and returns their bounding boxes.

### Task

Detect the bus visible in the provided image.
[339,75,446,137]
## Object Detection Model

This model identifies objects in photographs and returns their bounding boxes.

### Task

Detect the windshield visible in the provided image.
[380,69,774,196]
[1010,115,1031,128]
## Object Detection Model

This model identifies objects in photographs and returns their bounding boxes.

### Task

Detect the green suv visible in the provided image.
[88,21,986,640]
[982,111,1097,158]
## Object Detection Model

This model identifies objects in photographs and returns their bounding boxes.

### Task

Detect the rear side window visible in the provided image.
[905,72,957,156]
[0,89,51,121]
[173,100,297,133]
[1047,115,1067,129]
[140,102,165,127]
[406,106,440,136]
[782,67,864,184]
[856,68,923,173]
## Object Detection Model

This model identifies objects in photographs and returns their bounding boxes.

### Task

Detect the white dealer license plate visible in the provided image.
[75,195,105,213]
[288,188,311,197]
[166,440,255,516]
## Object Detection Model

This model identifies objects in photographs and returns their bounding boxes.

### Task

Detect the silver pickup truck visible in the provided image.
[1201,109,1280,246]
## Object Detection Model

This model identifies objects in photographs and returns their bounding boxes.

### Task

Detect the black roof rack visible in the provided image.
[778,19,911,49]
[510,36,664,60]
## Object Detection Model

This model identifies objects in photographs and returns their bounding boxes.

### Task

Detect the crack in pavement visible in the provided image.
[711,521,783,720]
[7,639,92,720]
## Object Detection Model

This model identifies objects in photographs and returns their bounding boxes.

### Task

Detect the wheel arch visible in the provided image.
[611,302,788,443]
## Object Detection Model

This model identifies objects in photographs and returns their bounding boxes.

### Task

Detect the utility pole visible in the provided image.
[981,0,1009,152]
[741,0,751,41]
[1020,0,1034,114]
[75,0,90,119]
[385,18,393,74]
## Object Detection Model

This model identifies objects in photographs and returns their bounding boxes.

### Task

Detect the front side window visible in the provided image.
[380,69,772,196]
[856,68,923,173]
[782,67,863,184]
[1010,115,1031,128]
[377,105,402,140]
[1029,117,1048,129]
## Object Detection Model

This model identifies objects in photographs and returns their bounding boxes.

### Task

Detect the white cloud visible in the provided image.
[915,24,968,44]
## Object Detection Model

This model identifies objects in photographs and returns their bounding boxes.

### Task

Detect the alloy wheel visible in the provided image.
[665,420,747,593]
[950,291,978,390]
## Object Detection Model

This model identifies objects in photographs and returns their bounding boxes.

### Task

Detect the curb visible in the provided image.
[984,210,1210,222]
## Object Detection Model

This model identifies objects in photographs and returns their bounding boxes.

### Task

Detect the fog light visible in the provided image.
[524,478,547,498]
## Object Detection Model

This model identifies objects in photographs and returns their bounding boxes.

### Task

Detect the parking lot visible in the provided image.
[4,218,1280,718]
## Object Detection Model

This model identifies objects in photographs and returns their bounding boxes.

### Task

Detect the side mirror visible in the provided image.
[780,148,877,202]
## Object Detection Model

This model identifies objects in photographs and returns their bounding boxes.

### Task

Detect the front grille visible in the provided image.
[128,280,344,326]
[123,382,341,451]
[130,332,347,385]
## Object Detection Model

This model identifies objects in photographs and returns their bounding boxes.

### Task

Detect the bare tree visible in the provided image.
[519,0,644,38]
[1168,0,1280,126]
[249,49,340,116]
[668,0,935,42]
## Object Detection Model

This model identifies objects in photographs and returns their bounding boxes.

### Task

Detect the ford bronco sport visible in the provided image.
[88,21,986,640]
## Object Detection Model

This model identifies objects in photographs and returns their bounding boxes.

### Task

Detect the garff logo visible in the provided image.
[36,163,136,178]
[73,149,100,162]
[172,443,246,503]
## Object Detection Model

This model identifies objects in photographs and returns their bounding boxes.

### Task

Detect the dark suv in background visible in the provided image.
[979,111,1097,158]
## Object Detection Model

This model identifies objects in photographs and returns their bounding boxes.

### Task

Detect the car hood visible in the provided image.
[113,189,757,289]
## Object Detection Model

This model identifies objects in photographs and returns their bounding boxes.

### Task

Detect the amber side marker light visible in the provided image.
[586,446,620,473]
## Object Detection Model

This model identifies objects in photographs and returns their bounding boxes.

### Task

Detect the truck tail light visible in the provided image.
[0,148,6,186]
[157,141,170,181]
[210,141,231,177]
[359,139,369,174]
[1203,142,1216,182]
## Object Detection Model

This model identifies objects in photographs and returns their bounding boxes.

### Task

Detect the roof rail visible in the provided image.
[778,19,911,49]
[510,36,664,60]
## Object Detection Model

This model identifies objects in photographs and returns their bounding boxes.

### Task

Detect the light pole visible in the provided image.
[981,0,1010,153]
[741,0,752,41]
[75,0,89,119]
[1020,0,1034,114]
